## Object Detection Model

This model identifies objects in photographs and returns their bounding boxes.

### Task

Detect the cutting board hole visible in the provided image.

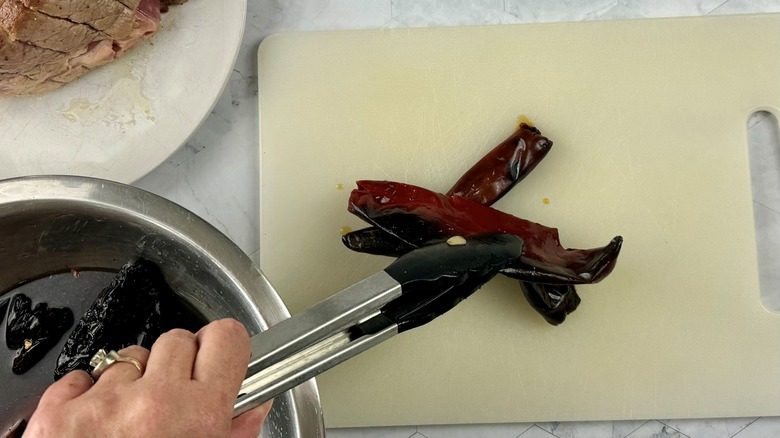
[748,111,780,312]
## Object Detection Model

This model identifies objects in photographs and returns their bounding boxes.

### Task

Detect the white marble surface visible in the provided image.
[134,1,780,436]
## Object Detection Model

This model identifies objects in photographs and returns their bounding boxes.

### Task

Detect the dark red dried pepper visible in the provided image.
[447,124,552,204]
[344,124,551,257]
[348,180,622,285]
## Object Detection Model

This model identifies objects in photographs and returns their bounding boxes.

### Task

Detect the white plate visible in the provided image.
[0,0,246,183]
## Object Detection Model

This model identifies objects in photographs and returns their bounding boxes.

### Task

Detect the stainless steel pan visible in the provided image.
[0,176,323,438]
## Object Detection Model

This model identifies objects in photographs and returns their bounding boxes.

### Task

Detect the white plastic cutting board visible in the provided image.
[258,14,780,428]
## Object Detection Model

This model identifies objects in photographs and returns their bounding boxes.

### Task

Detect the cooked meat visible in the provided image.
[19,0,138,40]
[0,30,68,75]
[1,0,103,52]
[0,0,184,97]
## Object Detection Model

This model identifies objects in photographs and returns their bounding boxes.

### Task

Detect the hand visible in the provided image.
[26,319,272,438]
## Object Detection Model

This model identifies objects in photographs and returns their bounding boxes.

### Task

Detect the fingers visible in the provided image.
[229,400,273,438]
[37,370,94,408]
[145,328,199,381]
[93,345,150,387]
[193,319,250,397]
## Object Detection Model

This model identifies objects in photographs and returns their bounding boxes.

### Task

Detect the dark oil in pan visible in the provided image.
[0,270,207,436]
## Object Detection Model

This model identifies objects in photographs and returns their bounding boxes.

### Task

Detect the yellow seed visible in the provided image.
[447,236,467,246]
[543,197,550,205]
[339,226,353,236]
[23,340,32,350]
[336,183,344,191]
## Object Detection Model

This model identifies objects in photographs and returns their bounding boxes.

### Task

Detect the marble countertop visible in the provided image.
[135,1,780,437]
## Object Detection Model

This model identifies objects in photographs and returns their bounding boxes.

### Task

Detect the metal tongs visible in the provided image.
[233,234,524,416]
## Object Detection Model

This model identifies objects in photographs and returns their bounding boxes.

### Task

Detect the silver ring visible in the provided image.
[90,349,144,379]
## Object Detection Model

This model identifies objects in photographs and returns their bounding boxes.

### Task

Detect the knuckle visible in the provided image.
[119,345,150,363]
[213,318,247,338]
[166,328,196,339]
[157,328,196,345]
[133,391,169,418]
[138,397,161,416]
[38,389,58,405]
[48,373,77,391]
[40,372,87,402]
[62,372,89,390]
[86,392,121,422]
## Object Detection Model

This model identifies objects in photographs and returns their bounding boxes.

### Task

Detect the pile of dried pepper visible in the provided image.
[342,123,623,325]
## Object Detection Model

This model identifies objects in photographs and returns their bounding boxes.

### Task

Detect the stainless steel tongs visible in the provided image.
[233,234,524,416]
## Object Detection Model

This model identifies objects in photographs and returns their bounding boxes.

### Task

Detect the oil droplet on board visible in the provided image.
[517,114,535,128]
[336,183,344,191]
[339,226,353,236]
[543,197,550,205]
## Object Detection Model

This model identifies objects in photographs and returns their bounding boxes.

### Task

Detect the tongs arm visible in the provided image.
[234,234,524,417]
[235,272,401,416]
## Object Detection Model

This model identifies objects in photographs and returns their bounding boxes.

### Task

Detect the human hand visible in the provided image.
[26,319,272,438]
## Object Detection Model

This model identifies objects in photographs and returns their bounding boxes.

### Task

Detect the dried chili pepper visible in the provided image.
[54,259,205,380]
[5,294,73,375]
[348,180,622,285]
[519,282,579,325]
[344,124,553,256]
[443,127,580,325]
[342,123,619,324]
[447,124,552,204]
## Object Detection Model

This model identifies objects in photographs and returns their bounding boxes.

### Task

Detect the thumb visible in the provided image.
[230,400,273,438]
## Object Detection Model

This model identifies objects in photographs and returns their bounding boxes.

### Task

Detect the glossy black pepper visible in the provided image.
[5,294,73,375]
[54,259,205,380]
